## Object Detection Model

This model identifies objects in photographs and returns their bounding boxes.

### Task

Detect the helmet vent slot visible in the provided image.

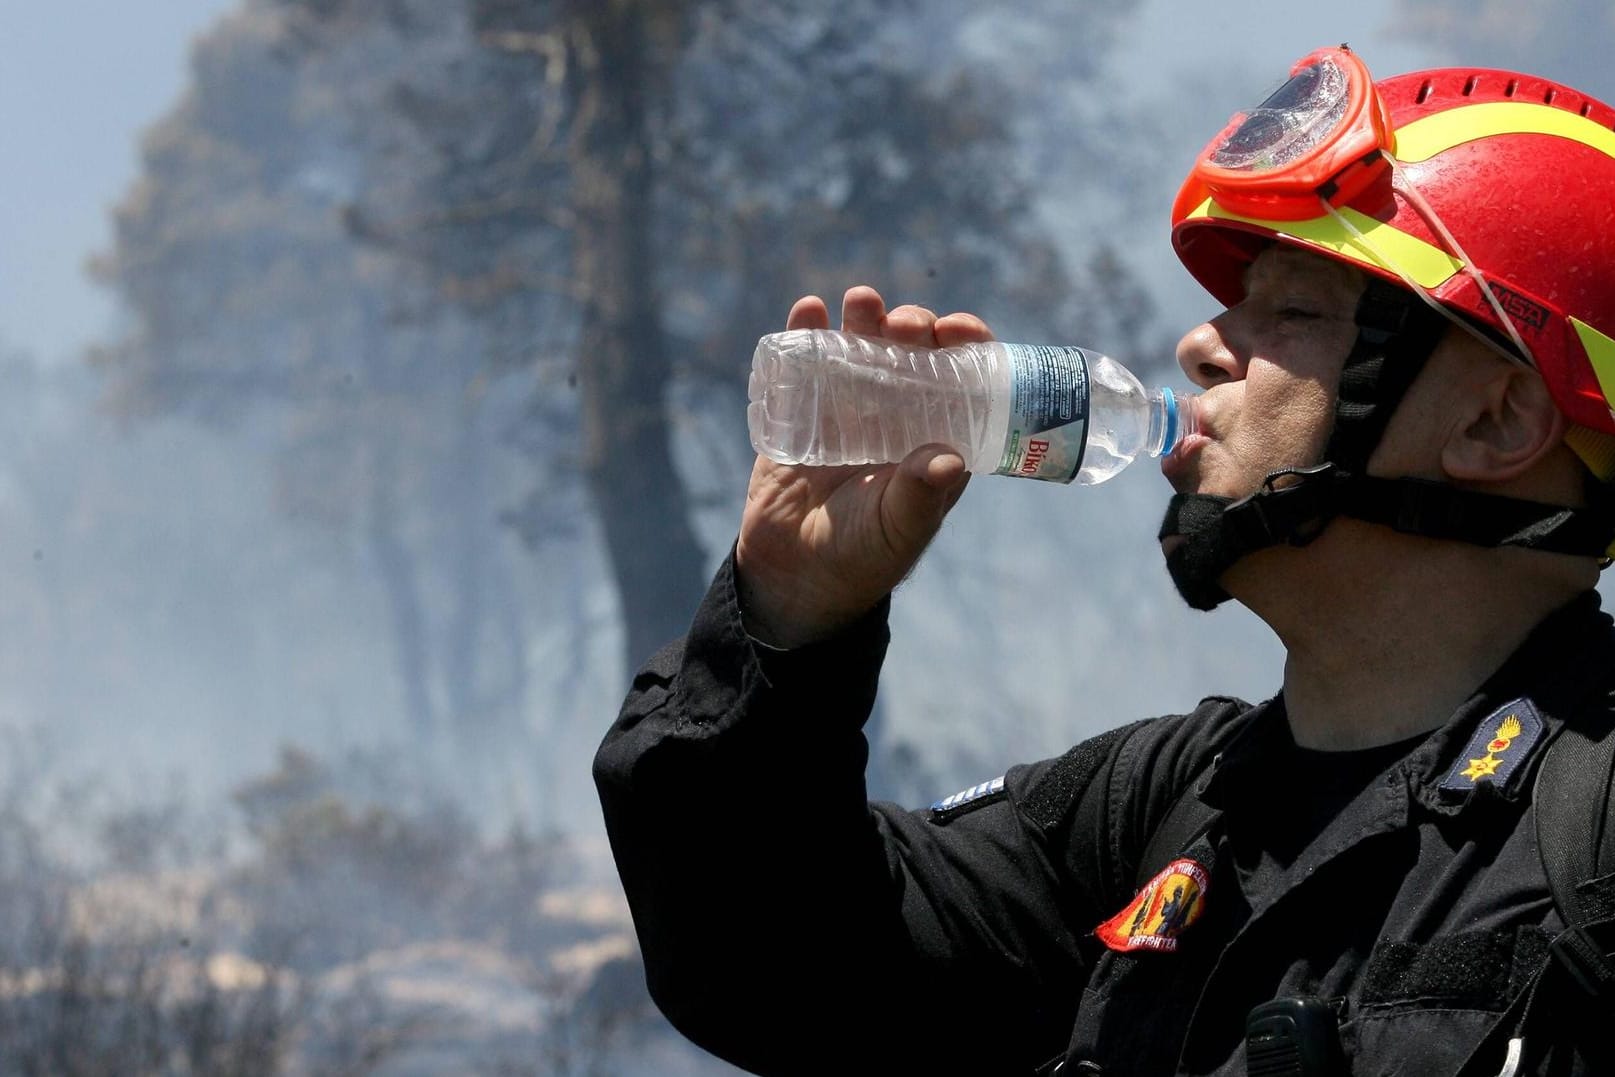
[1504,78,1519,98]
[1416,80,1434,104]
[1581,101,1594,117]
[1462,75,1479,96]
[1544,87,1558,105]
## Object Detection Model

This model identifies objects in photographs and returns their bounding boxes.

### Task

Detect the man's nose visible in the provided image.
[1176,319,1247,388]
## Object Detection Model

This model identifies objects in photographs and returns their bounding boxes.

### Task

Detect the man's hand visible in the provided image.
[735,285,993,648]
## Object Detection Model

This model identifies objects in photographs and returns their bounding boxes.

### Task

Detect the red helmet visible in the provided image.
[1171,53,1615,471]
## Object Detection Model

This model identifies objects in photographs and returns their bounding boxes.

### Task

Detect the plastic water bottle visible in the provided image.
[747,329,1198,484]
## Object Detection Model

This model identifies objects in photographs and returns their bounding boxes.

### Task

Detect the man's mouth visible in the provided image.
[1160,432,1211,485]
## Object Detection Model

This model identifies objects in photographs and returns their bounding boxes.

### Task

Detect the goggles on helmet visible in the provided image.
[1193,46,1393,221]
[1183,45,1537,369]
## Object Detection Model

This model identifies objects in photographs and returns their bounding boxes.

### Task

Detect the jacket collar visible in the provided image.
[1199,591,1614,817]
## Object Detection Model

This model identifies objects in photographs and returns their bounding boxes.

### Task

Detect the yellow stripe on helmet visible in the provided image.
[1188,198,1464,288]
[1394,102,1615,165]
[1571,316,1615,422]
[1564,425,1615,484]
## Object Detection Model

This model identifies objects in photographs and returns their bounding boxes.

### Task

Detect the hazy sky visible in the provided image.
[0,0,1432,369]
[1,0,239,365]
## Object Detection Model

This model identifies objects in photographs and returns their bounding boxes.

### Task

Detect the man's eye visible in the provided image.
[1275,306,1321,320]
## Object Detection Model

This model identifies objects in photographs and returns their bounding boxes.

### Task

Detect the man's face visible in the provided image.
[1162,244,1366,502]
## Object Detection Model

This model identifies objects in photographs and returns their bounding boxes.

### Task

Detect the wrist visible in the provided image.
[735,566,868,649]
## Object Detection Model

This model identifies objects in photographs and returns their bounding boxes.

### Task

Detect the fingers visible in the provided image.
[834,286,991,348]
[841,286,886,336]
[845,286,939,346]
[934,312,995,346]
[882,304,940,346]
[786,295,831,331]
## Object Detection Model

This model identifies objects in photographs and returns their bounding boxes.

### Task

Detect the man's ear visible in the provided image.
[1441,366,1567,482]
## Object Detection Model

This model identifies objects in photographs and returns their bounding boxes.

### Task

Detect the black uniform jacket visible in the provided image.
[594,555,1615,1076]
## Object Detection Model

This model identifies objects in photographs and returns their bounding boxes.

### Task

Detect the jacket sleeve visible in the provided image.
[593,552,1232,1074]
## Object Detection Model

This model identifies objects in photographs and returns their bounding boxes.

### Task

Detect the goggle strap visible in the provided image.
[1319,197,1524,368]
[1382,155,1538,367]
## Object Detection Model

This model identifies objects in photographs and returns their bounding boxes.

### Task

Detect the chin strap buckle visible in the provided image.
[1224,463,1345,549]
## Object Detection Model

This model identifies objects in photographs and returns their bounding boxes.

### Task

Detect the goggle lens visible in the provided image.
[1208,59,1352,172]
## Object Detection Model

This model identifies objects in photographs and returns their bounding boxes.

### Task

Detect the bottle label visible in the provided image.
[994,344,1090,483]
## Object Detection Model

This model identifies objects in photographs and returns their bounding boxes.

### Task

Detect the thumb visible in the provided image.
[881,445,969,556]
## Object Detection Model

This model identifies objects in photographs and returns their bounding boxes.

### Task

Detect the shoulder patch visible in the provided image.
[1439,698,1546,794]
[929,776,1005,820]
[1095,857,1208,953]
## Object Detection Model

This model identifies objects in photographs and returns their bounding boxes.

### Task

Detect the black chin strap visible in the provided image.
[1338,472,1615,553]
[1324,279,1449,474]
[1160,464,1343,611]
[1159,493,1239,612]
[1159,279,1615,611]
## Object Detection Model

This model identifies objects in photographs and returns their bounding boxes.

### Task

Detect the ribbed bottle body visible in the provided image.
[747,330,1011,474]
